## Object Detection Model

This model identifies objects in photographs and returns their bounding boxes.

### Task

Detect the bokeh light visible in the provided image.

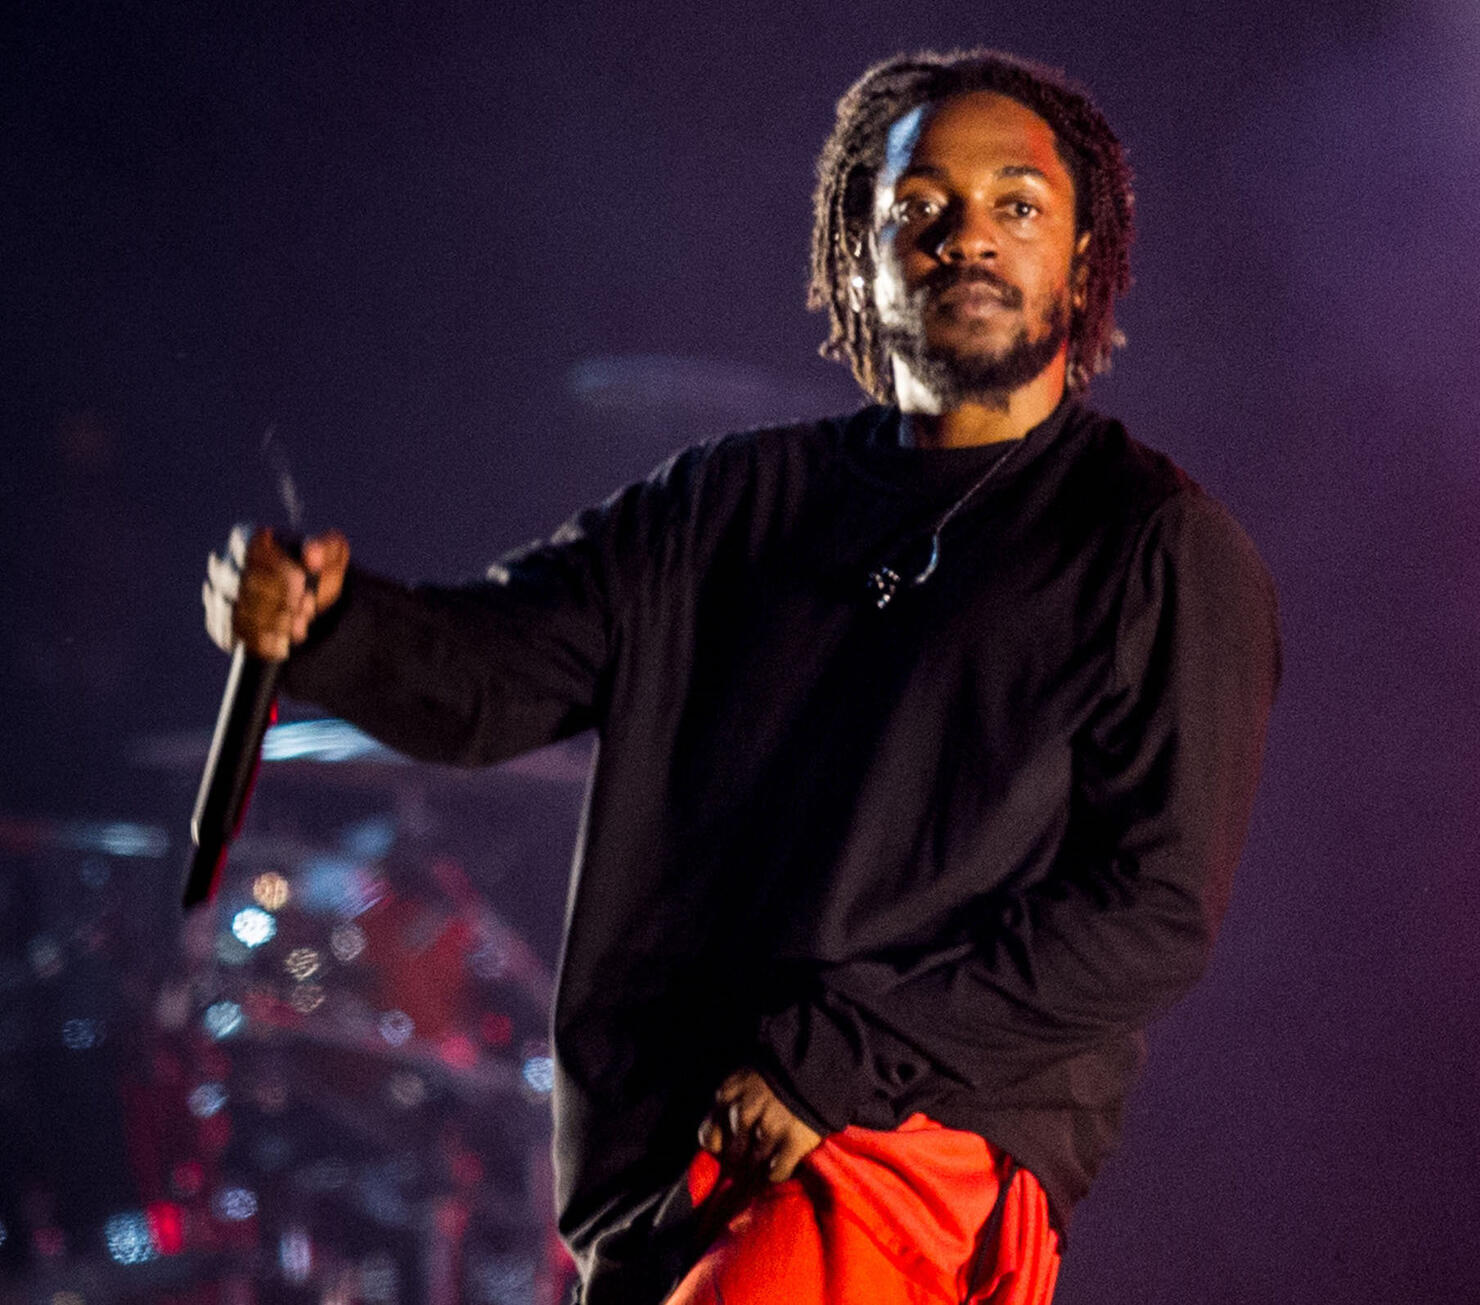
[212,1187,258,1221]
[330,921,366,962]
[231,907,277,949]
[61,1017,102,1051]
[104,1211,157,1265]
[252,871,291,911]
[146,1202,185,1255]
[378,1009,413,1046]
[187,1082,228,1118]
[288,983,325,1014]
[280,1226,312,1284]
[203,1000,245,1039]
[284,946,321,980]
[521,1054,555,1096]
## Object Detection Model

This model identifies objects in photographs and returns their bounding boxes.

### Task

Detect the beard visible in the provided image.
[879,265,1070,408]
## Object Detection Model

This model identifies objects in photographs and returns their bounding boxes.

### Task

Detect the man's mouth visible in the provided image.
[923,270,1022,319]
[934,283,1013,317]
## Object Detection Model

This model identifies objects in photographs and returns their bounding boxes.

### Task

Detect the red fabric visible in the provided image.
[668,1115,1059,1305]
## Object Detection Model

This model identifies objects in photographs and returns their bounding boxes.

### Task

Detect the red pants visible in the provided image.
[666,1115,1060,1305]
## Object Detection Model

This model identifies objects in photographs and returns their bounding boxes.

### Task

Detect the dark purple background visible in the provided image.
[3,0,1477,1299]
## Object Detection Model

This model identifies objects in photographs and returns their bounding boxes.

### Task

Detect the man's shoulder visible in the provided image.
[1059,403,1199,519]
[1063,404,1274,591]
[630,407,874,510]
[686,408,867,469]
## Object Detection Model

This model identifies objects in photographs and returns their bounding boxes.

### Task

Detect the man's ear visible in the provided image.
[1071,230,1092,311]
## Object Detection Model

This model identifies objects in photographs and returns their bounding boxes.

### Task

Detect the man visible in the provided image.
[206,49,1279,1305]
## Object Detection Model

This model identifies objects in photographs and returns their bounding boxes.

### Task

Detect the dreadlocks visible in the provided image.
[809,49,1134,399]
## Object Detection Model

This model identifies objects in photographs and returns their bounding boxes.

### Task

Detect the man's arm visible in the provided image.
[749,492,1282,1132]
[204,469,681,767]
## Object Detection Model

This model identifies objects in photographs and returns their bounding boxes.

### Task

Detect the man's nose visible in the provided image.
[935,202,996,262]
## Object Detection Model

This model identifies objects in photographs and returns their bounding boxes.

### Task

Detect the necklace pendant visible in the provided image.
[867,566,901,609]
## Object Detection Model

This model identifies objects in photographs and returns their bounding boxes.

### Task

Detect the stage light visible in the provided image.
[262,718,395,762]
[212,1187,258,1221]
[330,921,366,961]
[252,872,291,911]
[288,983,325,1014]
[203,1000,245,1039]
[521,1054,555,1097]
[61,820,168,858]
[0,1217,6,1247]
[146,1202,184,1255]
[187,1082,228,1118]
[284,947,321,980]
[280,1226,312,1284]
[439,1034,477,1070]
[378,1009,414,1046]
[61,1017,102,1050]
[104,1211,157,1265]
[231,907,277,948]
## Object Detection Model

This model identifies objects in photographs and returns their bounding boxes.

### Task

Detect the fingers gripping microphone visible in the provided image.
[182,645,283,909]
[183,531,314,911]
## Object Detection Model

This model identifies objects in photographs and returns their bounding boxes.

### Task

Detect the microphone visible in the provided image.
[182,645,283,909]
[182,532,313,910]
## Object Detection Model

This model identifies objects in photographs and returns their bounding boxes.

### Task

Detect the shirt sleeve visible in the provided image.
[753,492,1282,1134]
[281,469,673,767]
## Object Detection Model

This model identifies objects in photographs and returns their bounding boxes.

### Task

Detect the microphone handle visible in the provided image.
[182,644,283,909]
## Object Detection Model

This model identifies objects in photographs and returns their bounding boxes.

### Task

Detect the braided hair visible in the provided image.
[809,49,1134,399]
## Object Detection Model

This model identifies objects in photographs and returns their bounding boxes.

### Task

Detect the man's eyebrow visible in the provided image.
[997,164,1050,182]
[897,163,1053,183]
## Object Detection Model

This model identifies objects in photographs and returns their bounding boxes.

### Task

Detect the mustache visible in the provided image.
[918,264,1024,310]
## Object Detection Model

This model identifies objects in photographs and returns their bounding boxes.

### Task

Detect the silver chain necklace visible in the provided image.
[865,438,1021,610]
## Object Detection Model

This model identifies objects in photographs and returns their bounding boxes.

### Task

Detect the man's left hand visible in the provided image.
[698,1068,823,1183]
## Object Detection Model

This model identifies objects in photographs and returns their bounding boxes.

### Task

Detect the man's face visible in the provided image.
[871,91,1085,406]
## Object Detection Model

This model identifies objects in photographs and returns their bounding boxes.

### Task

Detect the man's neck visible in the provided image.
[894,355,1067,450]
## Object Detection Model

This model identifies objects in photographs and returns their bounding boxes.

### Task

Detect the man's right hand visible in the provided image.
[202,526,350,662]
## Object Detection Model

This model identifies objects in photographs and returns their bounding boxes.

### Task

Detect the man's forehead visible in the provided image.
[879,91,1064,185]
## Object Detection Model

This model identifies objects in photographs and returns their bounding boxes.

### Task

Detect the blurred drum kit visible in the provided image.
[3,717,592,1305]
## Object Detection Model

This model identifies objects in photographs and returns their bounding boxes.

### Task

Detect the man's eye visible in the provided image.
[893,197,941,223]
[1003,199,1040,220]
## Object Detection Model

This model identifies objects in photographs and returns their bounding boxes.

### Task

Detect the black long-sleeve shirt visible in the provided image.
[283,400,1279,1291]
